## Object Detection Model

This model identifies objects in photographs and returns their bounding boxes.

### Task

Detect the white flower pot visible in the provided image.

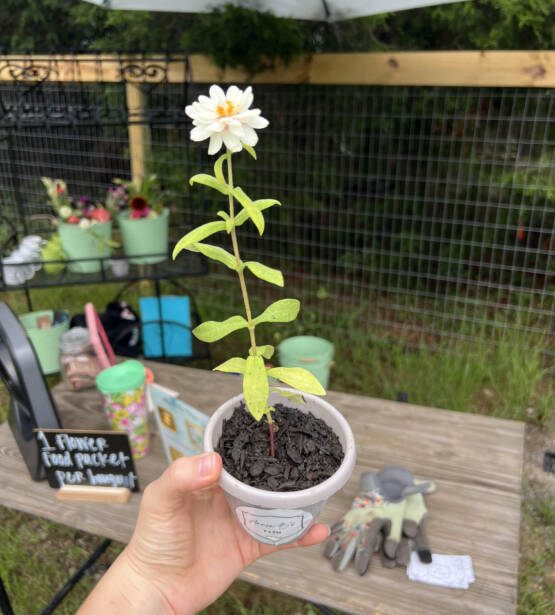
[203,388,356,546]
[109,258,129,277]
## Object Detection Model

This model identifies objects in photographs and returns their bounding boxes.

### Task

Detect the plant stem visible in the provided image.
[226,150,258,355]
[227,150,276,456]
[268,415,275,457]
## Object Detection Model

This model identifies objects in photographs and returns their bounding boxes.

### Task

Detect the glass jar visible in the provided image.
[58,327,102,390]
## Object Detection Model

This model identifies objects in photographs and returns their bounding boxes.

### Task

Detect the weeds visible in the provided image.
[518,485,555,615]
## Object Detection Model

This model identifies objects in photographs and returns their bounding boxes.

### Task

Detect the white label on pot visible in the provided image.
[236,506,313,546]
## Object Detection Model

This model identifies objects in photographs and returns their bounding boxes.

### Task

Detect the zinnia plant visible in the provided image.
[41,177,111,228]
[174,85,325,456]
[108,174,166,219]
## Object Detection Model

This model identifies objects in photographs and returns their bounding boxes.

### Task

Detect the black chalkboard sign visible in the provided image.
[34,429,140,492]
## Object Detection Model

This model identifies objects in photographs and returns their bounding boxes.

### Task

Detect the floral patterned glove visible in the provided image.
[324,467,435,575]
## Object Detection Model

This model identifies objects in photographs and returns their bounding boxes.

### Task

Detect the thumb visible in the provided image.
[142,452,222,515]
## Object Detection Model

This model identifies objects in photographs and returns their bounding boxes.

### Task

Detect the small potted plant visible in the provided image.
[174,85,356,546]
[107,175,170,265]
[42,178,115,274]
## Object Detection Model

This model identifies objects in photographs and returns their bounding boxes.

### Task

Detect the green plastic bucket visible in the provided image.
[277,336,334,389]
[20,309,70,375]
[58,222,112,273]
[118,208,169,265]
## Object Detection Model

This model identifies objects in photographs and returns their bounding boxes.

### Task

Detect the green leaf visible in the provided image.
[235,199,281,228]
[213,153,229,185]
[190,173,230,195]
[253,299,300,325]
[214,357,246,374]
[243,355,269,421]
[267,367,326,395]
[255,198,282,209]
[249,345,275,359]
[188,243,237,270]
[193,315,248,343]
[172,221,226,259]
[232,187,264,235]
[242,144,257,160]
[269,388,306,405]
[244,261,284,287]
[217,211,235,233]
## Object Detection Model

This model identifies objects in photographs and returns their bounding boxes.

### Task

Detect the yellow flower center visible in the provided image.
[216,100,236,118]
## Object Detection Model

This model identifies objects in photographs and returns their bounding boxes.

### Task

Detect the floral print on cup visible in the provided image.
[102,385,149,459]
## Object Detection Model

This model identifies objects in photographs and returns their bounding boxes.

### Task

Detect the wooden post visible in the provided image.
[125,82,151,186]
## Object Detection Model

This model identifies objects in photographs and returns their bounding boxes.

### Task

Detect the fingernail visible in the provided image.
[326,525,331,537]
[198,453,216,477]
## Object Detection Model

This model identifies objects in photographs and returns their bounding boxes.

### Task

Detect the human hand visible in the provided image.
[78,452,329,615]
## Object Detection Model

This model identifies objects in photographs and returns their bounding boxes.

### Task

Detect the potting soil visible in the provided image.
[216,402,344,491]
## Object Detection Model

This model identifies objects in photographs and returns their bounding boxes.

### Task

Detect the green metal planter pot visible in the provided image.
[117,208,169,265]
[58,222,112,273]
[277,335,334,389]
[20,309,70,375]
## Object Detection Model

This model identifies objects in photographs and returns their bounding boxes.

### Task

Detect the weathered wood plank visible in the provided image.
[0,52,553,87]
[305,51,555,87]
[0,363,523,614]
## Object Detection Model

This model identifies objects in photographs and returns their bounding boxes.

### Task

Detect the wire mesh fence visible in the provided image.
[0,54,553,354]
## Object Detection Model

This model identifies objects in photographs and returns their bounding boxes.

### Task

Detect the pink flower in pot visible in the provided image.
[129,196,150,219]
[90,207,111,223]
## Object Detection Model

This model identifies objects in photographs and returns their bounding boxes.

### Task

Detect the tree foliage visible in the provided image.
[0,1,552,57]
[183,4,309,75]
[373,0,555,50]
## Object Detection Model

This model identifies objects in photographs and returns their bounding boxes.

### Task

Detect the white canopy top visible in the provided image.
[83,0,469,22]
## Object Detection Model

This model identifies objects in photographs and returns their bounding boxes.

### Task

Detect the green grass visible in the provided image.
[332,328,553,425]
[518,486,555,615]
[0,282,553,613]
[0,507,123,613]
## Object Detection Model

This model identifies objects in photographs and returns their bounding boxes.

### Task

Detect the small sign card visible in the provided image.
[407,552,475,589]
[150,384,209,464]
[35,429,139,492]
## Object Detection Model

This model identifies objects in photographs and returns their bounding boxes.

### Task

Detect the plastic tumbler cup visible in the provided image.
[96,360,149,459]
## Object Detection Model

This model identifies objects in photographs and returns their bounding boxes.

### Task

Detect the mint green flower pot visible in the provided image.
[20,309,69,375]
[277,336,334,389]
[58,222,112,273]
[117,208,169,265]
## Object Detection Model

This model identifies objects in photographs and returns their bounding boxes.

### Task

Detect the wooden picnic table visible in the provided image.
[0,362,524,615]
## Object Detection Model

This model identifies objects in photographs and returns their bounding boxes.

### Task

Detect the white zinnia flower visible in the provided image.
[59,206,72,220]
[79,218,91,229]
[185,85,269,155]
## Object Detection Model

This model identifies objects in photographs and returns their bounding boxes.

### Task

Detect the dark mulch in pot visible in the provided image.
[216,402,344,491]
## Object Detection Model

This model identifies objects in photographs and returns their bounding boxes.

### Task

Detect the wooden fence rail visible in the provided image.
[1,51,554,87]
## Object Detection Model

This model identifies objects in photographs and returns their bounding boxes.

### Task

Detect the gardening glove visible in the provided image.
[324,472,398,574]
[371,465,435,564]
[324,467,435,575]
[402,490,432,564]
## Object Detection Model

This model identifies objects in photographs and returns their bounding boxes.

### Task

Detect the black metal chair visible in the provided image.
[0,301,61,480]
